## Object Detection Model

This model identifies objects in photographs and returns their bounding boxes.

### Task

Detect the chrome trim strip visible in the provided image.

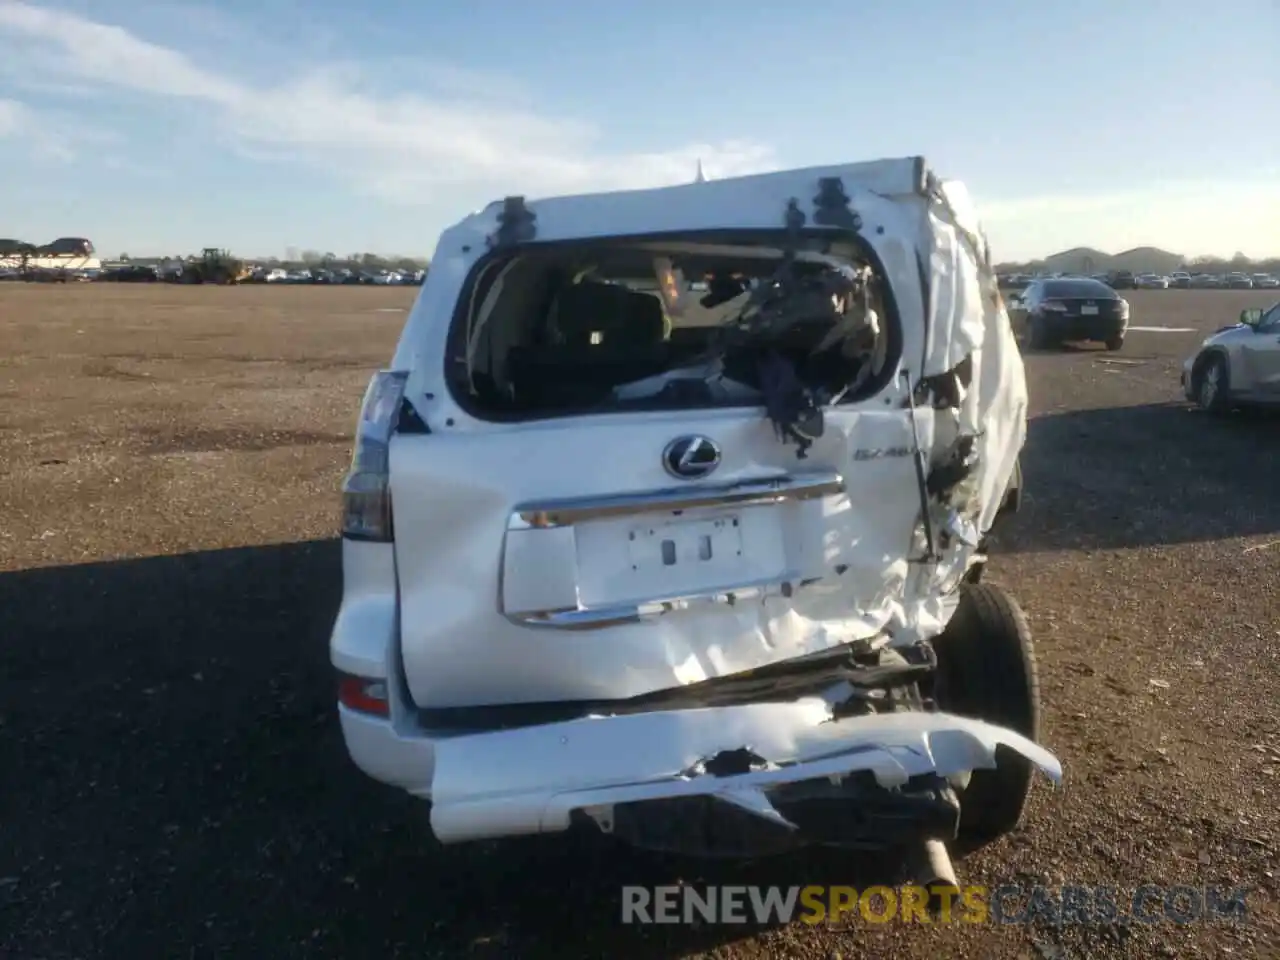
[508,472,845,530]
[509,578,805,630]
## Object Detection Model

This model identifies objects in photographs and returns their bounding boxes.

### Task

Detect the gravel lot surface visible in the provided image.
[2,285,1278,959]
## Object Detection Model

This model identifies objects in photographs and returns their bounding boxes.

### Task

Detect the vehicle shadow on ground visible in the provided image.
[992,401,1280,554]
[0,541,905,960]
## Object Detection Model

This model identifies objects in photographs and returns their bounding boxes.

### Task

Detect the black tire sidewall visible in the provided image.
[931,583,1040,850]
[1197,355,1228,413]
[1027,315,1048,350]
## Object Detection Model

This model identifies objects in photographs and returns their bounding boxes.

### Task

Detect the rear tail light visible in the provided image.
[341,370,409,541]
[1041,300,1067,312]
[1118,299,1130,319]
[338,672,390,717]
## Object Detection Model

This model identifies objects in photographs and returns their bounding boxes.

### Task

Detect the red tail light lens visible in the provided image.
[338,673,390,717]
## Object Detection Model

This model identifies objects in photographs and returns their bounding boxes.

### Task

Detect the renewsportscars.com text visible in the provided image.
[620,884,1250,926]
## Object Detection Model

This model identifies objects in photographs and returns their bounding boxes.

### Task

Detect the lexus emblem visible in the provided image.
[662,435,721,480]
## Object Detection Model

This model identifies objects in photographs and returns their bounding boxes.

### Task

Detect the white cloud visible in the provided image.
[0,96,27,136]
[0,1,779,200]
[0,95,86,161]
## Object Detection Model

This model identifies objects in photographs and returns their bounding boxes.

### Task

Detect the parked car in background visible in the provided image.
[1252,273,1279,289]
[1135,274,1169,290]
[98,264,159,283]
[1169,271,1193,289]
[1192,274,1223,288]
[1224,273,1253,289]
[1008,277,1130,351]
[1182,301,1280,412]
[1106,270,1137,290]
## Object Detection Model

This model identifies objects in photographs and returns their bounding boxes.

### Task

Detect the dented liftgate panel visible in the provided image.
[391,159,1026,708]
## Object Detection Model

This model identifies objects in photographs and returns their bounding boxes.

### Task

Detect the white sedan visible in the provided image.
[1135,274,1169,289]
[1182,302,1280,412]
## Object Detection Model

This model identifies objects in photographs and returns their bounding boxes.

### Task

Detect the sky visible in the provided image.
[0,0,1277,262]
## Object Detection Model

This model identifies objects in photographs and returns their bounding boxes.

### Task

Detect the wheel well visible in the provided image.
[1191,349,1225,387]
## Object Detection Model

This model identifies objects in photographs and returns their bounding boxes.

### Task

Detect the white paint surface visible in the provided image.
[1127,325,1196,333]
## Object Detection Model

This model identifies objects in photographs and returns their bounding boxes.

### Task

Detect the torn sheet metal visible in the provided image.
[921,178,1027,538]
[426,701,1062,844]
[891,178,1027,615]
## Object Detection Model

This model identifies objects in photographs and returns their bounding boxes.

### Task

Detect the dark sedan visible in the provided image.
[1008,277,1130,351]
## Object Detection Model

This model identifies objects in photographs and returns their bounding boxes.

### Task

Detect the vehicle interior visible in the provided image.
[447,234,901,420]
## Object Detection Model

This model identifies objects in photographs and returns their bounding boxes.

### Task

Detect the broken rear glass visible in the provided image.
[446,232,902,447]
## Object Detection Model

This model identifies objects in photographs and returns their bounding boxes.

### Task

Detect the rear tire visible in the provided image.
[930,583,1040,852]
[1026,315,1050,350]
[1104,335,1124,351]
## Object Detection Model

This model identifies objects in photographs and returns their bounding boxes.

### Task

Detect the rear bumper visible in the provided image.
[340,698,1061,852]
[1039,314,1126,341]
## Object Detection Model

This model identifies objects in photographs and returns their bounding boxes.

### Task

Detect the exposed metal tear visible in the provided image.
[927,434,979,500]
[700,746,771,777]
[942,510,980,549]
[914,354,974,409]
[902,369,938,561]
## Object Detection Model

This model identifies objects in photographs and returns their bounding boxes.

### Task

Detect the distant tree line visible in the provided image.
[116,250,429,272]
[1179,253,1280,273]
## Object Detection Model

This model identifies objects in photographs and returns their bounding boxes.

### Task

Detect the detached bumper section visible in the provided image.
[427,700,1061,852]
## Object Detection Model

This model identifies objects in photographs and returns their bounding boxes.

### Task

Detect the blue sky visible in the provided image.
[1,0,1277,262]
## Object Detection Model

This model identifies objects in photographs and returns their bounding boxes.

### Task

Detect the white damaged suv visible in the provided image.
[331,157,1059,891]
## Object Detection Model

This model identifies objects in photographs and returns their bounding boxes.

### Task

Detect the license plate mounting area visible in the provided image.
[627,515,743,573]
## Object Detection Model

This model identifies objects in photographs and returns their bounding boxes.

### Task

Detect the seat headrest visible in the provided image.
[555,281,665,346]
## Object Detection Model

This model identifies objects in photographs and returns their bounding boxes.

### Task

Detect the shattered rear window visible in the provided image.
[446,232,903,432]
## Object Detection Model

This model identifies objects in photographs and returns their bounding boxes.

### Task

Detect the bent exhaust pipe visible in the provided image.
[905,838,960,915]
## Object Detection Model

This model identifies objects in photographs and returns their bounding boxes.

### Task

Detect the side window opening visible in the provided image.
[446,232,903,422]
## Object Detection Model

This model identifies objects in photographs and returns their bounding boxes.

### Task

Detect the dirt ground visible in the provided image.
[2,284,1278,959]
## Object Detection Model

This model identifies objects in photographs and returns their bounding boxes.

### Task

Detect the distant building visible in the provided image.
[1010,245,1187,277]
[1041,247,1107,275]
[1107,247,1184,275]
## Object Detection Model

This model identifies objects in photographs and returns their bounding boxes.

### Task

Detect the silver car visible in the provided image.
[1182,302,1280,412]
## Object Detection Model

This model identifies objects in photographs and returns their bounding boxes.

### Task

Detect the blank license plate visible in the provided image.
[1080,305,1099,315]
[628,516,743,572]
